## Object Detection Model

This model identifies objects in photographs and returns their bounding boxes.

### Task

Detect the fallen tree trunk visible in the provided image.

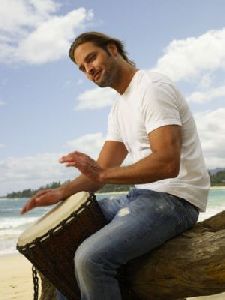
[39,211,225,300]
[120,210,225,299]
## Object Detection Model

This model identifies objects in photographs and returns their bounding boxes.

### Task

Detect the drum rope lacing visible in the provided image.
[32,266,39,300]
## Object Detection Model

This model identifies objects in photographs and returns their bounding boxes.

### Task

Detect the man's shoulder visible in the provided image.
[140,70,174,85]
[139,70,186,109]
[134,71,176,99]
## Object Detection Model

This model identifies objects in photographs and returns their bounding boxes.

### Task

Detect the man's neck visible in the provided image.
[113,64,138,95]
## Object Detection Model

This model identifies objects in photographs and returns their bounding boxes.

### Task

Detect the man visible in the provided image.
[21,32,210,300]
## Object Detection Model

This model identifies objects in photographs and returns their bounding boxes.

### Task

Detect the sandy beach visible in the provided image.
[1,254,225,300]
[0,253,34,300]
[210,186,225,190]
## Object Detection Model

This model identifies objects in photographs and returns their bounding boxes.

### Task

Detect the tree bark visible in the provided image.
[39,210,225,300]
[38,271,57,300]
[120,210,225,300]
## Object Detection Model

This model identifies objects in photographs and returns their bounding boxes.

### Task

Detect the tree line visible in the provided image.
[5,182,61,198]
[4,182,133,198]
[210,170,225,186]
[3,170,225,198]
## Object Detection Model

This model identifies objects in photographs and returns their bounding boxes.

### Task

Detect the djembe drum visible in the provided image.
[17,192,107,300]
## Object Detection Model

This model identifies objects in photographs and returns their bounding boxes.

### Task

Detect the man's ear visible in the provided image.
[107,43,118,57]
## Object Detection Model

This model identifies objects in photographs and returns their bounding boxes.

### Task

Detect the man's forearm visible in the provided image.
[59,174,104,199]
[100,153,179,185]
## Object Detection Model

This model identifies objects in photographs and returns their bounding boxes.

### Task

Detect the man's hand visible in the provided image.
[21,188,64,214]
[59,151,105,183]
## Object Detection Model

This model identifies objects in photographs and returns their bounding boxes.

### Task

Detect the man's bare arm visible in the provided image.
[59,141,128,197]
[21,141,127,214]
[64,125,181,185]
[100,125,181,184]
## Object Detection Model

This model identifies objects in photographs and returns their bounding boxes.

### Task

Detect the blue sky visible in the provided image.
[0,0,225,195]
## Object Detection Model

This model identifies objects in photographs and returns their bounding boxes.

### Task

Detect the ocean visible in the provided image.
[0,189,224,256]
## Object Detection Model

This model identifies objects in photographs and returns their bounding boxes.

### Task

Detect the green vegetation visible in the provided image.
[3,169,225,198]
[5,182,61,198]
[210,170,225,186]
[4,182,133,198]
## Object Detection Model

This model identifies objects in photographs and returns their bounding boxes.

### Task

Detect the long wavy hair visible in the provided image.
[69,31,135,66]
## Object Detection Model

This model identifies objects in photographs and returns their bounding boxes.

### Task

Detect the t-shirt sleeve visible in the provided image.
[142,82,182,134]
[105,104,123,142]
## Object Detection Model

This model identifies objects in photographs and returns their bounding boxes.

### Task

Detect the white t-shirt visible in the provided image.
[106,70,210,212]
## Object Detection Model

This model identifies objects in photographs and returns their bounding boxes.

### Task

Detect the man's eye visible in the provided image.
[87,54,96,62]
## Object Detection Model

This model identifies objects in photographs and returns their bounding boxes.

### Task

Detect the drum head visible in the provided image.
[17,191,90,246]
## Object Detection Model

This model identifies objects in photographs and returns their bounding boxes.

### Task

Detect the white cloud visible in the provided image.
[195,108,225,168]
[152,28,225,82]
[197,73,213,90]
[75,87,117,110]
[17,9,93,64]
[0,0,58,30]
[0,152,76,195]
[0,0,93,64]
[65,132,133,166]
[0,144,6,148]
[187,84,225,103]
[65,132,105,158]
[0,132,105,195]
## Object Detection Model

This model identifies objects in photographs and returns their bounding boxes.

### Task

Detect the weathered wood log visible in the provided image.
[120,210,225,300]
[38,270,57,300]
[39,211,225,300]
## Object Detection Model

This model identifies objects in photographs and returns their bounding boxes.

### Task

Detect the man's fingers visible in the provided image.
[20,188,63,215]
[20,192,49,214]
[21,198,36,214]
[59,151,90,164]
[65,162,78,167]
[72,151,87,157]
[59,151,100,181]
[59,151,79,163]
[59,155,73,163]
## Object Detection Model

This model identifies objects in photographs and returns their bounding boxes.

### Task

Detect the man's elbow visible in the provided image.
[166,160,180,178]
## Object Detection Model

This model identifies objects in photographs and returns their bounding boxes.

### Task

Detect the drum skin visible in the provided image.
[17,192,107,300]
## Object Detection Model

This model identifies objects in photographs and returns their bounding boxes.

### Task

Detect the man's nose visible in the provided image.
[85,63,94,76]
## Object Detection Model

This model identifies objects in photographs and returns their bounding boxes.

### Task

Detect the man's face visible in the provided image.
[74,42,119,88]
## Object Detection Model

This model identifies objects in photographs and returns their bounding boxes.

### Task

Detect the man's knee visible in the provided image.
[74,241,102,275]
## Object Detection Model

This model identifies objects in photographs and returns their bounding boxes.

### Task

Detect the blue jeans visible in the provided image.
[57,189,199,300]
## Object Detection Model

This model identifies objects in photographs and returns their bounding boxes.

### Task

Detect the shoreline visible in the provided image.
[210,186,225,189]
[1,186,225,199]
[1,253,225,300]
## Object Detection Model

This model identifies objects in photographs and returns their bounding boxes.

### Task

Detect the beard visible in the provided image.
[95,57,121,88]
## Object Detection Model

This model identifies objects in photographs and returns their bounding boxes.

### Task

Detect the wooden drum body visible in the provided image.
[17,192,106,300]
